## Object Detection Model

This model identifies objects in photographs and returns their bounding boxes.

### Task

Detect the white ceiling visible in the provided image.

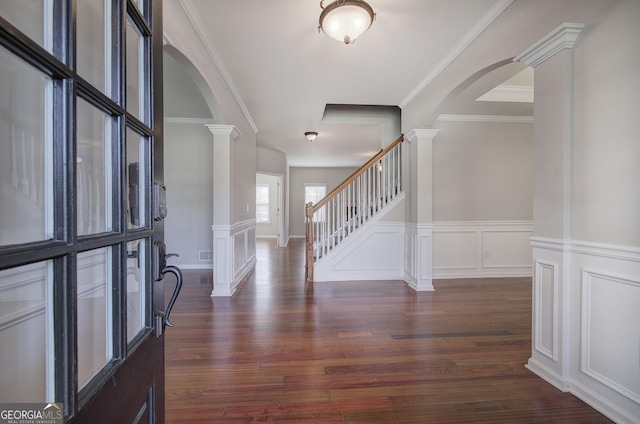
[171,0,608,167]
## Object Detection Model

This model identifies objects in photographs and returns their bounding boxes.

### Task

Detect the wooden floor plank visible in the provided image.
[165,238,612,423]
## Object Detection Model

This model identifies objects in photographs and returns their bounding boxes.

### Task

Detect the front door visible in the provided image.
[0,0,166,422]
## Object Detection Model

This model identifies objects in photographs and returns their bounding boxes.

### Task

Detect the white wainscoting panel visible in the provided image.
[314,222,405,282]
[211,225,232,296]
[526,238,568,393]
[527,237,640,424]
[432,221,533,278]
[533,259,558,361]
[483,230,533,268]
[333,229,403,271]
[581,269,640,404]
[403,223,434,291]
[404,228,417,287]
[314,196,406,283]
[416,226,434,291]
[211,220,256,297]
[233,232,245,274]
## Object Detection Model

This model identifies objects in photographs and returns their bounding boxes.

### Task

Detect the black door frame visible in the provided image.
[0,0,165,421]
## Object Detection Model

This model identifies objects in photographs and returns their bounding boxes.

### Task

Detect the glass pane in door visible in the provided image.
[0,45,53,246]
[126,128,147,229]
[0,261,54,402]
[0,1,53,53]
[77,247,113,389]
[125,16,146,122]
[132,0,145,19]
[76,98,113,236]
[126,239,146,343]
[77,0,111,96]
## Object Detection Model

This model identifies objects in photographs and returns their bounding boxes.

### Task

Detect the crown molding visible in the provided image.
[436,114,533,123]
[178,0,259,134]
[400,0,514,108]
[205,124,241,139]
[405,129,441,143]
[514,22,585,67]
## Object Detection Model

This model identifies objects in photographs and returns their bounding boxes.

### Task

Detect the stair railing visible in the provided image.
[305,134,404,282]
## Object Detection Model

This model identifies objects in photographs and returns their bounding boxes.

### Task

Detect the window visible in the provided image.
[256,184,270,223]
[305,184,326,205]
[305,184,326,222]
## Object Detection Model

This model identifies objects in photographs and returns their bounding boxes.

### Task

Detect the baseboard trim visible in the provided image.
[525,358,571,392]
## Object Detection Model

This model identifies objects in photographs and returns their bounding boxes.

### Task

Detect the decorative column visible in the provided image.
[514,23,583,389]
[404,129,440,291]
[206,124,240,297]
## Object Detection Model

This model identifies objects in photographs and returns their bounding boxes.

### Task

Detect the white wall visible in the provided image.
[164,53,213,119]
[164,123,213,268]
[571,2,640,247]
[433,120,533,221]
[289,167,358,237]
[163,51,214,269]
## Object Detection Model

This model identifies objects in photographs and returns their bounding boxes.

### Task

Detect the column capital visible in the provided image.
[515,22,584,67]
[405,129,441,143]
[205,124,241,139]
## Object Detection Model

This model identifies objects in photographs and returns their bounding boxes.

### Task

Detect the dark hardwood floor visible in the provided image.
[165,238,612,423]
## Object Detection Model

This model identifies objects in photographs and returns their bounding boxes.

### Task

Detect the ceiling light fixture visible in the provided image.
[318,0,375,45]
[305,131,318,142]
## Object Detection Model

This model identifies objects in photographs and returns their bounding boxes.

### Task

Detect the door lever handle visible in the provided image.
[160,264,182,327]
[153,242,183,336]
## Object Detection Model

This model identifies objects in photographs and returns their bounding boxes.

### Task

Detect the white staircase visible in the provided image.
[305,135,404,282]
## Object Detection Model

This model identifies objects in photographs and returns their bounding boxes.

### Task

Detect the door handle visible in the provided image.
[160,261,182,327]
[153,241,183,336]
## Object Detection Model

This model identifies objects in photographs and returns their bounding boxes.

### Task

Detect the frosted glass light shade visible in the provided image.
[319,1,375,44]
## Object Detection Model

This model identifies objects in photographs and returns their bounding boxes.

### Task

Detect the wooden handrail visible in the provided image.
[312,134,404,212]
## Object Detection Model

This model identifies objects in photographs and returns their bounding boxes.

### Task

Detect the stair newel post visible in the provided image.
[305,202,315,282]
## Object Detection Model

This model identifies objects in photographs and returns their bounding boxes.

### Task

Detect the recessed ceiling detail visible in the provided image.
[476,85,533,103]
[476,67,534,103]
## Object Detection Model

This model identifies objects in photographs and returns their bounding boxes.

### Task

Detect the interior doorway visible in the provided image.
[256,173,285,247]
